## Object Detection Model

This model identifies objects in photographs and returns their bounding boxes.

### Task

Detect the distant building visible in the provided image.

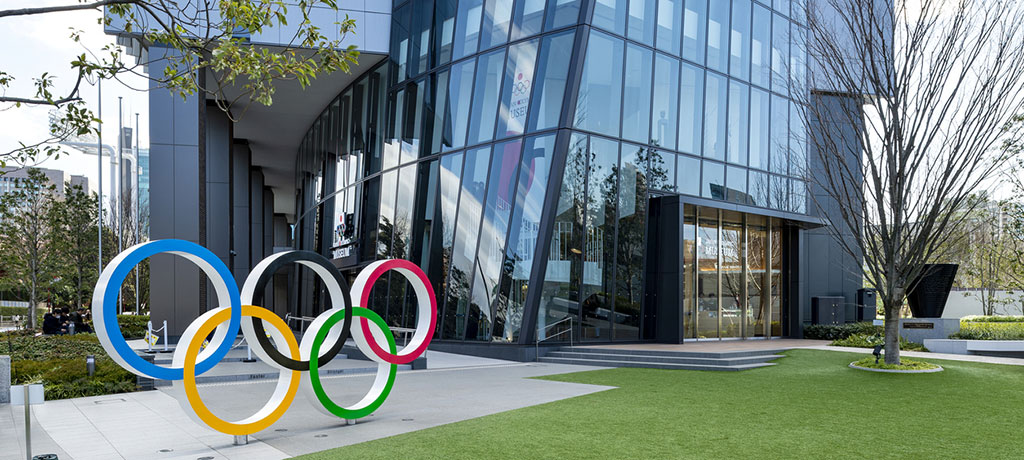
[0,166,88,198]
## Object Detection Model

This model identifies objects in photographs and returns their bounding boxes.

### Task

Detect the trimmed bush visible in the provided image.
[960,315,1024,323]
[804,322,882,340]
[12,358,136,400]
[115,314,150,339]
[951,322,1024,340]
[831,333,928,351]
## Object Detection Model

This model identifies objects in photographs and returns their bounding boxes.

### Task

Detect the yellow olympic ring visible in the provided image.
[181,305,301,435]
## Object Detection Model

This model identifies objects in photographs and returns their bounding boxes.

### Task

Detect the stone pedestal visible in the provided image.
[899,318,960,345]
[0,355,10,404]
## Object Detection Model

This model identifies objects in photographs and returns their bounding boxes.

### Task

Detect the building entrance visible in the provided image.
[647,197,785,342]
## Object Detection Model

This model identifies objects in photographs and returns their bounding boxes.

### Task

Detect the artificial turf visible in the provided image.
[296,349,1024,459]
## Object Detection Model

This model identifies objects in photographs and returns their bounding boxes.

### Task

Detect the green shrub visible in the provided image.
[831,333,928,352]
[951,322,1024,340]
[12,358,136,400]
[116,314,150,339]
[804,322,882,340]
[960,315,1024,323]
[0,332,110,361]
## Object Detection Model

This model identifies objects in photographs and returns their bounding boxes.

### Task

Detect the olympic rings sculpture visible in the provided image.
[91,239,436,436]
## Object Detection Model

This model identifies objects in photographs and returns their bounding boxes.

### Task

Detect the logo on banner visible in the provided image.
[91,240,436,435]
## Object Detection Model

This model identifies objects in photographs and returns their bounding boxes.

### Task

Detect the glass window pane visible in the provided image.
[622,45,653,143]
[593,0,627,35]
[749,170,769,207]
[770,93,788,174]
[678,154,700,195]
[469,139,523,340]
[728,80,749,165]
[703,72,727,161]
[726,165,748,204]
[402,80,425,164]
[747,214,768,337]
[774,0,790,16]
[546,0,580,30]
[447,59,476,150]
[435,0,458,66]
[790,179,806,213]
[706,0,729,72]
[494,134,557,342]
[770,219,782,336]
[628,0,656,45]
[443,146,492,339]
[537,134,587,341]
[453,0,484,60]
[410,0,432,76]
[751,4,771,88]
[652,53,679,150]
[772,14,790,93]
[468,49,506,144]
[679,63,704,155]
[790,100,805,177]
[697,208,719,338]
[750,87,770,170]
[392,4,411,83]
[575,31,624,137]
[702,160,724,199]
[435,152,464,337]
[360,177,381,263]
[683,205,697,338]
[730,0,751,80]
[497,39,540,138]
[429,70,451,153]
[683,0,706,64]
[512,0,546,40]
[378,169,399,258]
[790,23,806,95]
[528,30,575,132]
[581,137,619,341]
[770,174,787,210]
[480,0,514,50]
[614,144,648,340]
[721,213,743,338]
[650,149,676,191]
[656,0,683,55]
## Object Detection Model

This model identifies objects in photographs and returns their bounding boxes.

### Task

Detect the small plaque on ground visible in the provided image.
[903,322,935,329]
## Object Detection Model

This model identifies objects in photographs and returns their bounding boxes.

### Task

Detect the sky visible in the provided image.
[0,0,149,200]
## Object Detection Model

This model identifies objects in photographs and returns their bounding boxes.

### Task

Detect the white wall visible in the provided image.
[941,291,1024,318]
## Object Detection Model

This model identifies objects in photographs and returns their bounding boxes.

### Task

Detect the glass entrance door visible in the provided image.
[683,204,784,339]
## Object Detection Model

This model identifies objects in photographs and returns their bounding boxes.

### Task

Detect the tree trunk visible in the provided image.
[884,299,901,365]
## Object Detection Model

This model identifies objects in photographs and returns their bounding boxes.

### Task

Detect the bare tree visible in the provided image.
[0,0,359,164]
[799,0,1024,364]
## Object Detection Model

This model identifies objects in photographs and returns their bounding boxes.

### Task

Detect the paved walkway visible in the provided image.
[1,356,610,460]
[805,344,1024,366]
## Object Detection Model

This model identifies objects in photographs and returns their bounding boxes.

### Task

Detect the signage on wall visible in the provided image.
[508,69,533,134]
[91,240,436,436]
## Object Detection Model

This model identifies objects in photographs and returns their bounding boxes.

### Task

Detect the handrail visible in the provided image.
[535,316,573,361]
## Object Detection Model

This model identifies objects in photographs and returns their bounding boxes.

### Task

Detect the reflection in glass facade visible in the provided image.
[290,0,809,344]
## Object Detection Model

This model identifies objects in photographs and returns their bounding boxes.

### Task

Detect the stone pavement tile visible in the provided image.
[1,403,70,460]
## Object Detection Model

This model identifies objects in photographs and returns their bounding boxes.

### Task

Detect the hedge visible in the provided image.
[831,333,928,352]
[803,322,882,340]
[960,315,1024,323]
[12,358,136,400]
[116,314,150,339]
[951,322,1024,340]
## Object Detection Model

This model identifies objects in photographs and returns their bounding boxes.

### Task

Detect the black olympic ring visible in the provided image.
[245,251,353,372]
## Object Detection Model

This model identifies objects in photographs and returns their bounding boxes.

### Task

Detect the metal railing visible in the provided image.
[535,316,573,361]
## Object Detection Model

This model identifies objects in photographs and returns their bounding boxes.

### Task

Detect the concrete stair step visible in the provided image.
[538,356,777,371]
[561,346,790,359]
[545,351,784,366]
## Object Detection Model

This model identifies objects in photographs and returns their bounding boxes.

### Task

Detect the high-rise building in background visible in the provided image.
[108,0,866,354]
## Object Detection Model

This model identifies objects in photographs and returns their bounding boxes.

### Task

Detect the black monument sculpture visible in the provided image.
[907,264,959,318]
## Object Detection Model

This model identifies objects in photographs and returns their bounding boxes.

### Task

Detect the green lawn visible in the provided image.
[298,350,1024,459]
